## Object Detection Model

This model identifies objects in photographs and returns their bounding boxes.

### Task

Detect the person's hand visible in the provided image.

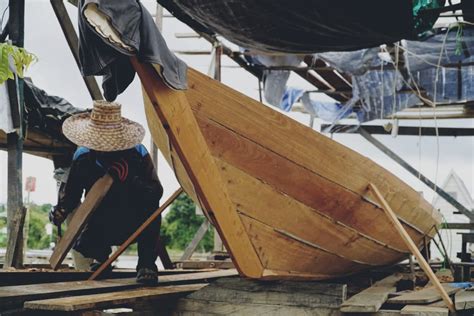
[107,158,129,182]
[49,205,66,225]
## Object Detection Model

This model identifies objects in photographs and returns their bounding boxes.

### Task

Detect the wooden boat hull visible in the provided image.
[134,60,442,280]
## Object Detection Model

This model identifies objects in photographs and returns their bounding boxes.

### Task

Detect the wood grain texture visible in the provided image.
[49,175,114,270]
[199,115,425,252]
[24,283,207,311]
[185,68,441,235]
[134,59,263,278]
[387,284,459,304]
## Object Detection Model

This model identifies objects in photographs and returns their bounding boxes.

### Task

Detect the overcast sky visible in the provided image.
[0,1,473,212]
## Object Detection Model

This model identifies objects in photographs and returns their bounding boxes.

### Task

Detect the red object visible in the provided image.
[25,176,36,192]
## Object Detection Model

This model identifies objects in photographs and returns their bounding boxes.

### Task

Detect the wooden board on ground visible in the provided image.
[340,274,403,313]
[400,305,448,316]
[387,284,459,305]
[0,269,237,310]
[455,289,474,310]
[49,175,114,270]
[24,283,207,311]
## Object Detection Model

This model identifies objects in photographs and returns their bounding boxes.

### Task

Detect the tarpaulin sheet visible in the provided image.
[159,0,429,54]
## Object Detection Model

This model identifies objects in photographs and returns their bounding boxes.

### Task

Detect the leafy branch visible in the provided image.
[0,42,36,84]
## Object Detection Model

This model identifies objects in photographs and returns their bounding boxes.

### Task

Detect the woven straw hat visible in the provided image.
[62,101,145,152]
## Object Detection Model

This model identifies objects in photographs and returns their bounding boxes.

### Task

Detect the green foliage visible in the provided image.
[161,193,214,252]
[0,42,36,84]
[27,204,54,249]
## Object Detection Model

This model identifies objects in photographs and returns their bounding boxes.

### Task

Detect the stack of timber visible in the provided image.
[134,60,443,280]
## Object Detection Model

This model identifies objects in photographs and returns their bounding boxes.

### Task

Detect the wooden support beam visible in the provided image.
[89,188,183,280]
[368,183,455,313]
[180,220,210,261]
[361,128,474,221]
[50,0,103,101]
[50,175,114,270]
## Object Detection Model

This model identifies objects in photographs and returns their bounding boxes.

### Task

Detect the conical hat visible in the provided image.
[62,101,145,152]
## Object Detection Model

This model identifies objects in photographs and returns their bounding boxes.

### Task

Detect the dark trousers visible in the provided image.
[73,202,161,271]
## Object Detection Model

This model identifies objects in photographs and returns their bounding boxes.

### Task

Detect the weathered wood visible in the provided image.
[400,305,448,316]
[0,270,237,310]
[89,188,183,280]
[455,289,474,310]
[340,274,402,313]
[180,220,210,261]
[176,260,234,270]
[387,284,459,305]
[133,58,263,278]
[173,299,341,316]
[50,175,114,270]
[50,0,103,100]
[24,283,207,311]
[4,206,26,268]
[188,277,346,308]
[156,236,174,269]
[369,183,454,312]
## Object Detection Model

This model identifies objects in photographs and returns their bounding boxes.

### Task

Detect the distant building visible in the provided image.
[431,170,474,261]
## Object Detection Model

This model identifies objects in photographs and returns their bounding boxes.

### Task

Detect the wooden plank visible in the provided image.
[133,59,263,278]
[369,183,455,312]
[340,274,403,313]
[89,188,182,280]
[180,220,210,261]
[185,68,440,235]
[199,115,423,253]
[188,277,347,308]
[387,284,459,304]
[400,305,448,316]
[24,283,207,311]
[50,175,114,270]
[455,289,474,310]
[4,206,26,269]
[0,270,237,310]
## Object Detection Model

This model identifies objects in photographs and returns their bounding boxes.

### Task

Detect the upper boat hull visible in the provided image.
[134,60,442,280]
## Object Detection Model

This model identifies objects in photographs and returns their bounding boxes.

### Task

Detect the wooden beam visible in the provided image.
[361,128,474,221]
[50,175,114,270]
[400,305,448,316]
[321,124,474,137]
[368,183,455,313]
[89,188,183,280]
[442,223,474,230]
[50,0,103,101]
[4,206,26,268]
[24,283,207,312]
[180,220,210,261]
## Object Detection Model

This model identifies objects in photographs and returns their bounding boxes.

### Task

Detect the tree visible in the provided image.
[161,193,214,252]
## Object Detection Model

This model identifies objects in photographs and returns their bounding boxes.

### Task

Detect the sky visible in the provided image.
[0,0,473,212]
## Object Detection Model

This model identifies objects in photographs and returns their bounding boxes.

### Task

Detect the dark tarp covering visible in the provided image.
[159,0,424,53]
